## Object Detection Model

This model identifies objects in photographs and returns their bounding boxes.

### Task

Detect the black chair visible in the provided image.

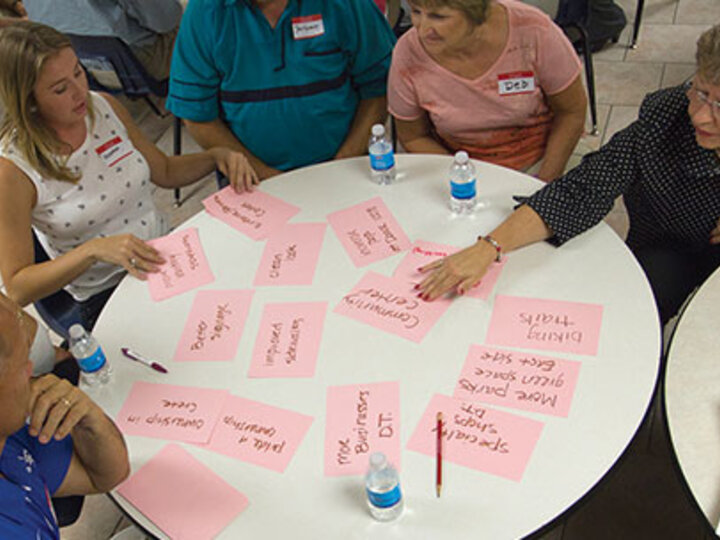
[66,34,184,206]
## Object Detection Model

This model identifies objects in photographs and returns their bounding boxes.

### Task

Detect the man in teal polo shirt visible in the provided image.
[167,0,396,180]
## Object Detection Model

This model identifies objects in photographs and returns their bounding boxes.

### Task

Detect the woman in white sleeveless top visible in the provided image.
[0,22,258,331]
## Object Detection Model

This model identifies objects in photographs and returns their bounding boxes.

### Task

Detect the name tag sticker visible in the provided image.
[292,14,324,40]
[498,71,536,96]
[94,136,133,167]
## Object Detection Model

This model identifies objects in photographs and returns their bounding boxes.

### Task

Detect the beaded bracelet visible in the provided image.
[478,235,502,262]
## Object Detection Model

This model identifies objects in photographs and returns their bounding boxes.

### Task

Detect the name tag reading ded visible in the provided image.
[498,71,535,96]
[292,14,324,39]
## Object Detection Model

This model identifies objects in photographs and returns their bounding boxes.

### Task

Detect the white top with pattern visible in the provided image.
[0,92,168,301]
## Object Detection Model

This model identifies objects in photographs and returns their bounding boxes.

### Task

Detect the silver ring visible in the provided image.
[61,397,72,407]
[129,257,138,268]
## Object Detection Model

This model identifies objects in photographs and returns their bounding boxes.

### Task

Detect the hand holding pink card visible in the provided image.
[325,381,400,476]
[117,444,249,540]
[486,295,604,356]
[146,227,214,301]
[174,290,254,362]
[115,382,228,443]
[327,197,411,267]
[254,223,326,286]
[407,394,544,481]
[453,345,581,417]
[394,240,506,300]
[248,302,327,378]
[203,186,300,240]
[334,271,451,343]
[204,396,313,472]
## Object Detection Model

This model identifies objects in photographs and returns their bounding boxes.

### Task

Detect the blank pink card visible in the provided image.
[203,186,300,240]
[325,381,401,476]
[453,345,581,417]
[407,394,544,482]
[253,223,326,286]
[117,444,249,540]
[116,382,228,443]
[174,289,254,362]
[204,395,313,473]
[333,271,451,343]
[248,302,327,378]
[486,295,604,356]
[326,197,411,267]
[146,227,214,301]
[393,240,506,300]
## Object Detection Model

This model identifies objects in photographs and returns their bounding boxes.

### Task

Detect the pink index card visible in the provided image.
[174,289,254,362]
[115,381,228,443]
[407,394,544,482]
[117,444,249,540]
[248,302,327,378]
[146,227,214,301]
[326,196,411,267]
[205,395,313,473]
[253,222,326,286]
[486,295,604,356]
[453,345,581,417]
[324,381,401,476]
[203,186,300,240]
[394,240,506,300]
[333,271,451,343]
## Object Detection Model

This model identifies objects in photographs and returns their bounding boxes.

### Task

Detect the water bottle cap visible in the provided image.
[454,151,469,164]
[369,452,387,469]
[69,324,85,339]
[371,124,385,137]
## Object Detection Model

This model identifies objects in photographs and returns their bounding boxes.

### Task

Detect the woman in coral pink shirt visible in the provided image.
[388,0,587,181]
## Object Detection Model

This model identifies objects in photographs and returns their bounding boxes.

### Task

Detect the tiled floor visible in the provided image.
[57,1,719,538]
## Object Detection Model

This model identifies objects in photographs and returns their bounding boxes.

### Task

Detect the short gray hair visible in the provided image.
[409,0,491,26]
[697,24,720,85]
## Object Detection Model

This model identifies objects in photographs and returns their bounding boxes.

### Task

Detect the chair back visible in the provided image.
[66,34,167,98]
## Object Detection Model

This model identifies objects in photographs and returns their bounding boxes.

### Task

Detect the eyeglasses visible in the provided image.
[687,80,720,122]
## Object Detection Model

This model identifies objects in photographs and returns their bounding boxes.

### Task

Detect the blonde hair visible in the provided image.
[409,0,491,26]
[0,21,93,183]
[697,25,720,85]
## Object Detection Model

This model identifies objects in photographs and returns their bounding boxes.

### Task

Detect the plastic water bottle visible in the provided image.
[449,150,477,214]
[68,323,111,386]
[369,124,396,185]
[365,452,404,521]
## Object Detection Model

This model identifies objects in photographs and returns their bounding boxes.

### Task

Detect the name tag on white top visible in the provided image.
[292,14,324,40]
[94,136,133,167]
[498,71,536,96]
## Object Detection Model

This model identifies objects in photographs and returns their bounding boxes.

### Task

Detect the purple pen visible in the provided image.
[121,347,168,374]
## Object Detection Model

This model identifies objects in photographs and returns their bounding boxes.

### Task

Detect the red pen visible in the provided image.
[121,347,168,374]
[436,412,443,498]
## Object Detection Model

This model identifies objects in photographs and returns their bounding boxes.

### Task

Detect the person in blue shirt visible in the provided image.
[0,300,129,539]
[167,0,396,180]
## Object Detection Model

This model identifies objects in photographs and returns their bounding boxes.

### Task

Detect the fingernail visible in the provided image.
[413,283,419,290]
[39,435,49,444]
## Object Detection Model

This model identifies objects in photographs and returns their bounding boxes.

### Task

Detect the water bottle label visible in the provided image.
[77,348,106,373]
[370,152,395,172]
[451,179,477,200]
[366,485,402,508]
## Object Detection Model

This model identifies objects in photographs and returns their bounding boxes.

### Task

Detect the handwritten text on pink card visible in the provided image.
[117,444,249,540]
[486,295,604,356]
[454,346,581,417]
[394,240,506,300]
[115,382,227,443]
[325,381,400,476]
[203,186,300,240]
[407,394,544,481]
[248,302,327,378]
[254,223,326,286]
[146,227,214,301]
[334,272,451,343]
[205,395,313,473]
[174,290,254,362]
[327,197,411,267]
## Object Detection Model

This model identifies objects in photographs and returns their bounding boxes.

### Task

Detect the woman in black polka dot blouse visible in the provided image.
[418,24,720,326]
[0,22,258,332]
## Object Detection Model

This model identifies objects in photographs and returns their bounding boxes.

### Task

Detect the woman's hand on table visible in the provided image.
[210,148,259,193]
[417,240,497,300]
[85,234,165,279]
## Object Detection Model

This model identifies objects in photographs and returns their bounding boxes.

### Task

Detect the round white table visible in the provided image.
[93,154,660,539]
[665,266,720,535]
